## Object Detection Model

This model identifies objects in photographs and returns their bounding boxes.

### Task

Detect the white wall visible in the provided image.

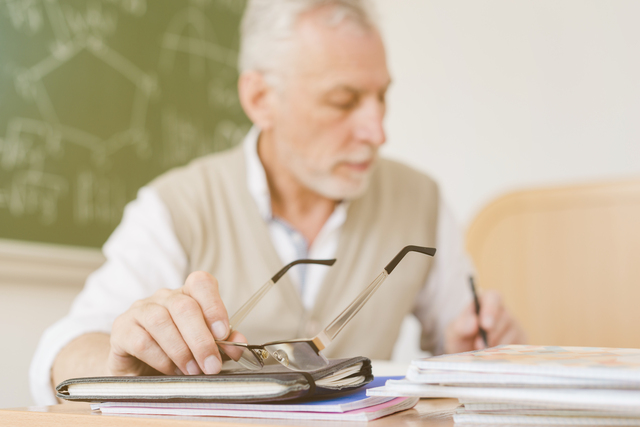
[0,282,81,408]
[374,0,640,226]
[0,240,104,409]
[378,0,640,367]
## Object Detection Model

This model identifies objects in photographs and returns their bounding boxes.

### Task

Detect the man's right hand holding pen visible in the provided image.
[443,280,528,353]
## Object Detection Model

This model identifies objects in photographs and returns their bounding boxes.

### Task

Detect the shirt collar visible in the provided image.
[241,126,349,228]
[243,126,273,221]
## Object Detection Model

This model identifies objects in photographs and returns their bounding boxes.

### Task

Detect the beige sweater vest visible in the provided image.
[151,145,440,360]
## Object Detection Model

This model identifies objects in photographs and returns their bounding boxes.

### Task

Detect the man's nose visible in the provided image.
[353,98,386,147]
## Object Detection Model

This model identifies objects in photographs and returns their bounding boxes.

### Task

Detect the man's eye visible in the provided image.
[328,97,358,110]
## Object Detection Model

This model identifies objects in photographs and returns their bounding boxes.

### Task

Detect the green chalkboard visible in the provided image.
[0,0,250,248]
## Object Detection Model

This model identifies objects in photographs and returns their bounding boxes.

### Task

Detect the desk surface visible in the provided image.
[0,399,458,426]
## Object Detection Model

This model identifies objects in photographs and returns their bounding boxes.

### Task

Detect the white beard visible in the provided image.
[281,145,377,200]
[289,159,375,201]
[271,133,378,201]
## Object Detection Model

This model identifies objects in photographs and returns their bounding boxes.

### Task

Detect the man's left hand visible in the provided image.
[444,290,527,353]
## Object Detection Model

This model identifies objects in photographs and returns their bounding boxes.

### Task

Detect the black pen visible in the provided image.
[469,276,488,348]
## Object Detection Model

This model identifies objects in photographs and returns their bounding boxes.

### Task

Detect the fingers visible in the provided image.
[444,302,479,353]
[486,306,512,346]
[478,290,503,333]
[498,323,526,346]
[445,289,527,354]
[474,335,486,350]
[453,303,479,339]
[135,302,199,375]
[178,271,232,374]
[166,292,222,375]
[479,290,506,347]
[228,330,248,343]
[478,290,527,347]
[218,330,249,361]
[109,322,178,376]
[490,310,528,346]
[183,271,231,341]
[109,271,232,377]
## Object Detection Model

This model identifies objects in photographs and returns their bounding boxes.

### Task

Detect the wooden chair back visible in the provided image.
[466,179,640,348]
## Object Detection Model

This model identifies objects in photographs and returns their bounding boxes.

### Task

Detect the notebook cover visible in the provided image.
[452,413,640,426]
[411,345,640,383]
[406,366,640,389]
[94,376,401,413]
[95,397,419,422]
[368,380,640,413]
[57,356,372,403]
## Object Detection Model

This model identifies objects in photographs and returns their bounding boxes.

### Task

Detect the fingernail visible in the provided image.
[174,368,184,376]
[212,320,228,340]
[204,355,221,375]
[186,359,201,375]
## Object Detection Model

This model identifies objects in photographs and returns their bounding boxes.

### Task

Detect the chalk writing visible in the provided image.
[0,0,246,246]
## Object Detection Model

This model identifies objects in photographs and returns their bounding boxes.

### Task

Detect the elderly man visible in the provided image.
[31,0,525,405]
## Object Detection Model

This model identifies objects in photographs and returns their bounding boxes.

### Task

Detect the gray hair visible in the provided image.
[238,0,378,82]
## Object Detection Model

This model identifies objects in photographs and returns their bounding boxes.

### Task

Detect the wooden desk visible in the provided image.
[0,399,458,426]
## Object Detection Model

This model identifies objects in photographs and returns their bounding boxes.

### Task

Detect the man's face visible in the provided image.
[268,12,391,200]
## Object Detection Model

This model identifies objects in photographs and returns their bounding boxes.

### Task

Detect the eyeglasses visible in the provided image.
[215,258,336,368]
[217,245,436,371]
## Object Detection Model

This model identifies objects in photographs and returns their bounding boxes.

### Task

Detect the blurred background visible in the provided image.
[1,0,639,408]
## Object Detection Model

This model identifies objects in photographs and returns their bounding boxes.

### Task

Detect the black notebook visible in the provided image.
[57,357,372,403]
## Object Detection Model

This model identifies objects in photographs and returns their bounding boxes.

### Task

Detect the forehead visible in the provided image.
[287,10,390,92]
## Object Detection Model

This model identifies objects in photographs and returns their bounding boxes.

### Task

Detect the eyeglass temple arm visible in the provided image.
[384,245,436,274]
[313,246,436,351]
[228,258,336,330]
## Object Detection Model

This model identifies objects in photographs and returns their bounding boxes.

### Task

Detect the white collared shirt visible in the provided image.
[244,126,348,310]
[29,127,473,406]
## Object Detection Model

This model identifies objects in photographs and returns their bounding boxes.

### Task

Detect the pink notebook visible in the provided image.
[94,396,418,421]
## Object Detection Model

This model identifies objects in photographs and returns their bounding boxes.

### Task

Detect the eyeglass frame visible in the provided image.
[216,245,436,372]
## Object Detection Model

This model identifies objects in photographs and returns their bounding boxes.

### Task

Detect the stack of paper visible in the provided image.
[92,377,419,422]
[367,345,640,425]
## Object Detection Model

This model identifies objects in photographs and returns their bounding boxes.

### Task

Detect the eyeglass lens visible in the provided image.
[220,341,328,371]
[263,342,329,371]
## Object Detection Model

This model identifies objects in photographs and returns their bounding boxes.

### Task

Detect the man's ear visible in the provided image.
[238,71,276,130]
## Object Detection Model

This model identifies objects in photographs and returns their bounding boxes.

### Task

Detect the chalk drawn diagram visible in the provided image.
[0,0,155,225]
[158,1,248,169]
[0,0,248,246]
